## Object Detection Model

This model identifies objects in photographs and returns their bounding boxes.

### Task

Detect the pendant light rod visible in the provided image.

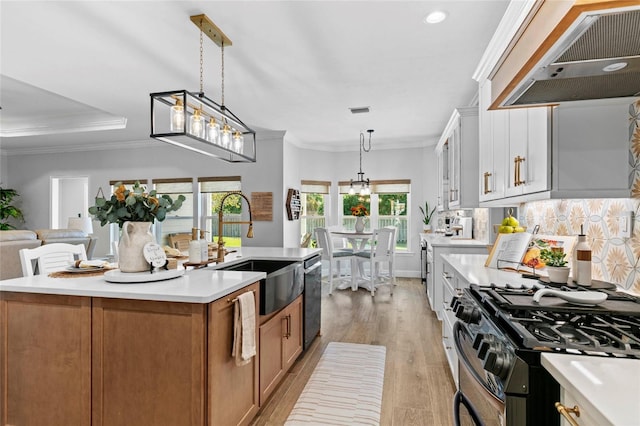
[349,129,374,195]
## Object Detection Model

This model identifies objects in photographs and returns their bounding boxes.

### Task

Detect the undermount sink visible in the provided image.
[218,260,303,315]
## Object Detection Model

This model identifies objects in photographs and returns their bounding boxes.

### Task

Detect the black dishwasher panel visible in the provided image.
[303,255,322,351]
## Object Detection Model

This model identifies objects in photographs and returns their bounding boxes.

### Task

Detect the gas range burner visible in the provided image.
[472,283,640,317]
[501,309,640,356]
[466,284,640,357]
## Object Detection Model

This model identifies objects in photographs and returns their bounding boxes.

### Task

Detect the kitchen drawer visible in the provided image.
[559,387,610,426]
[442,313,458,387]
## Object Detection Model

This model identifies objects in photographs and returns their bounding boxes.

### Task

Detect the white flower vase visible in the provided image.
[423,223,432,233]
[355,217,365,233]
[118,221,154,273]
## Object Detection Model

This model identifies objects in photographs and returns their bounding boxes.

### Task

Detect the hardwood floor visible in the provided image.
[250,278,456,426]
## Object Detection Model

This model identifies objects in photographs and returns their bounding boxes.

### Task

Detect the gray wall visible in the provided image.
[3,133,438,276]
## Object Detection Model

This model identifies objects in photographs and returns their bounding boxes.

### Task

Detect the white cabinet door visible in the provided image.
[436,147,448,212]
[505,109,528,197]
[523,107,550,194]
[448,118,461,207]
[437,107,479,209]
[478,79,506,202]
[505,107,550,197]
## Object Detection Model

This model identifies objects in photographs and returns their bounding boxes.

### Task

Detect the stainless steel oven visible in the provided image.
[454,321,505,426]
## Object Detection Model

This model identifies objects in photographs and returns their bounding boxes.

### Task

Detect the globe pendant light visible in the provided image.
[349,129,374,195]
[150,14,256,162]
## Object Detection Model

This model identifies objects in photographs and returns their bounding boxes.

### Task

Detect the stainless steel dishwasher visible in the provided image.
[303,255,322,351]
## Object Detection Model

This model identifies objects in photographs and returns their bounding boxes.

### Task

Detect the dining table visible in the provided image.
[330,230,373,251]
[329,229,374,291]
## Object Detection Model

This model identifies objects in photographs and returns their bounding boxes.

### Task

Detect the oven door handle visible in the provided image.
[453,391,484,426]
[453,321,503,400]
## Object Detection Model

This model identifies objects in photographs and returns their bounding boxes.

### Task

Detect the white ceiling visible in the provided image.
[0,0,510,155]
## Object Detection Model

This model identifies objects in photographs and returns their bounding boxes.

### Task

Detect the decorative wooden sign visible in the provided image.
[286,188,301,221]
[251,192,273,221]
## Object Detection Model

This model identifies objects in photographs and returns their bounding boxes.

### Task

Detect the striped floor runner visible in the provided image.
[285,342,386,425]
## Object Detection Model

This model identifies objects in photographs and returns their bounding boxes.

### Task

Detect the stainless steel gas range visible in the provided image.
[451,282,640,426]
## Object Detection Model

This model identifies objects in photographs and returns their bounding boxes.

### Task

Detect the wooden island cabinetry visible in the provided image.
[208,283,260,426]
[1,283,260,426]
[92,297,207,426]
[259,294,303,405]
[1,292,92,426]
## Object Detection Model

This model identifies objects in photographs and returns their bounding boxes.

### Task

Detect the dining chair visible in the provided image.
[314,227,354,295]
[353,226,396,296]
[19,243,88,276]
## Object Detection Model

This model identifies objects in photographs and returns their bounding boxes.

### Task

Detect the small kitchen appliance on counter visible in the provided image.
[451,282,640,425]
[450,216,472,238]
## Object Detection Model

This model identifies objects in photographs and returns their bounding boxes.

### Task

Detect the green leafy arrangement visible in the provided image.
[419,201,436,225]
[539,248,568,267]
[89,181,185,228]
[0,187,25,230]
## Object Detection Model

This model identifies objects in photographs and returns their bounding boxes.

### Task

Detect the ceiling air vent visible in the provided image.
[349,106,370,114]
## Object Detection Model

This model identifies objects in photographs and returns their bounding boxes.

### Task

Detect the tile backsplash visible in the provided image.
[521,199,640,295]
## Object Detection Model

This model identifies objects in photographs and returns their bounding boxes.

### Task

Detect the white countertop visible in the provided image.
[419,233,489,248]
[441,253,541,287]
[0,247,322,304]
[541,353,640,426]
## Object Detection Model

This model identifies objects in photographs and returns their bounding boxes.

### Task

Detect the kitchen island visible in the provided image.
[0,247,321,426]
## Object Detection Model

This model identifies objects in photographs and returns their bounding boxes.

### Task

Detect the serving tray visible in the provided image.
[104,268,185,283]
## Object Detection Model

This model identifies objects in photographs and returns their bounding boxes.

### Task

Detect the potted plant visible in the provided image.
[419,201,436,233]
[0,187,25,230]
[540,248,570,283]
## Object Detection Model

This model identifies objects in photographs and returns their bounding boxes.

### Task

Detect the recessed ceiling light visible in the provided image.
[424,10,447,24]
[602,62,628,72]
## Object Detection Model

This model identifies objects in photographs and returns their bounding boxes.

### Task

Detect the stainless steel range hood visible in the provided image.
[502,6,640,107]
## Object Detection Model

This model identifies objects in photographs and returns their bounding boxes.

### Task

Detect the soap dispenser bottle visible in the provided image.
[573,225,592,286]
[189,228,202,264]
[199,229,209,262]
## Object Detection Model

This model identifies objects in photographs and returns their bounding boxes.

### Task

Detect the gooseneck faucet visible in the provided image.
[217,191,254,263]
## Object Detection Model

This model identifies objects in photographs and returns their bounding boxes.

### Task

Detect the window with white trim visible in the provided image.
[338,179,410,251]
[199,176,243,248]
[300,180,330,246]
[153,178,194,246]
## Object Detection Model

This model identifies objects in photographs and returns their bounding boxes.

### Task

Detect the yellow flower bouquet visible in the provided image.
[350,204,369,217]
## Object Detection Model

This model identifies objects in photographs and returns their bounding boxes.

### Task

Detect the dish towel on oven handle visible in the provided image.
[232,291,256,366]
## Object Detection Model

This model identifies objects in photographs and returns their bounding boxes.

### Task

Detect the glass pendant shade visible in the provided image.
[206,117,220,144]
[349,184,355,195]
[170,99,185,132]
[150,90,256,162]
[189,109,205,138]
[221,124,232,149]
[232,130,244,153]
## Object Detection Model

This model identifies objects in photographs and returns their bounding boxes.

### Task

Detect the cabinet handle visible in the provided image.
[282,316,290,339]
[555,402,580,426]
[285,314,292,338]
[514,156,526,186]
[483,172,492,194]
[442,272,452,279]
